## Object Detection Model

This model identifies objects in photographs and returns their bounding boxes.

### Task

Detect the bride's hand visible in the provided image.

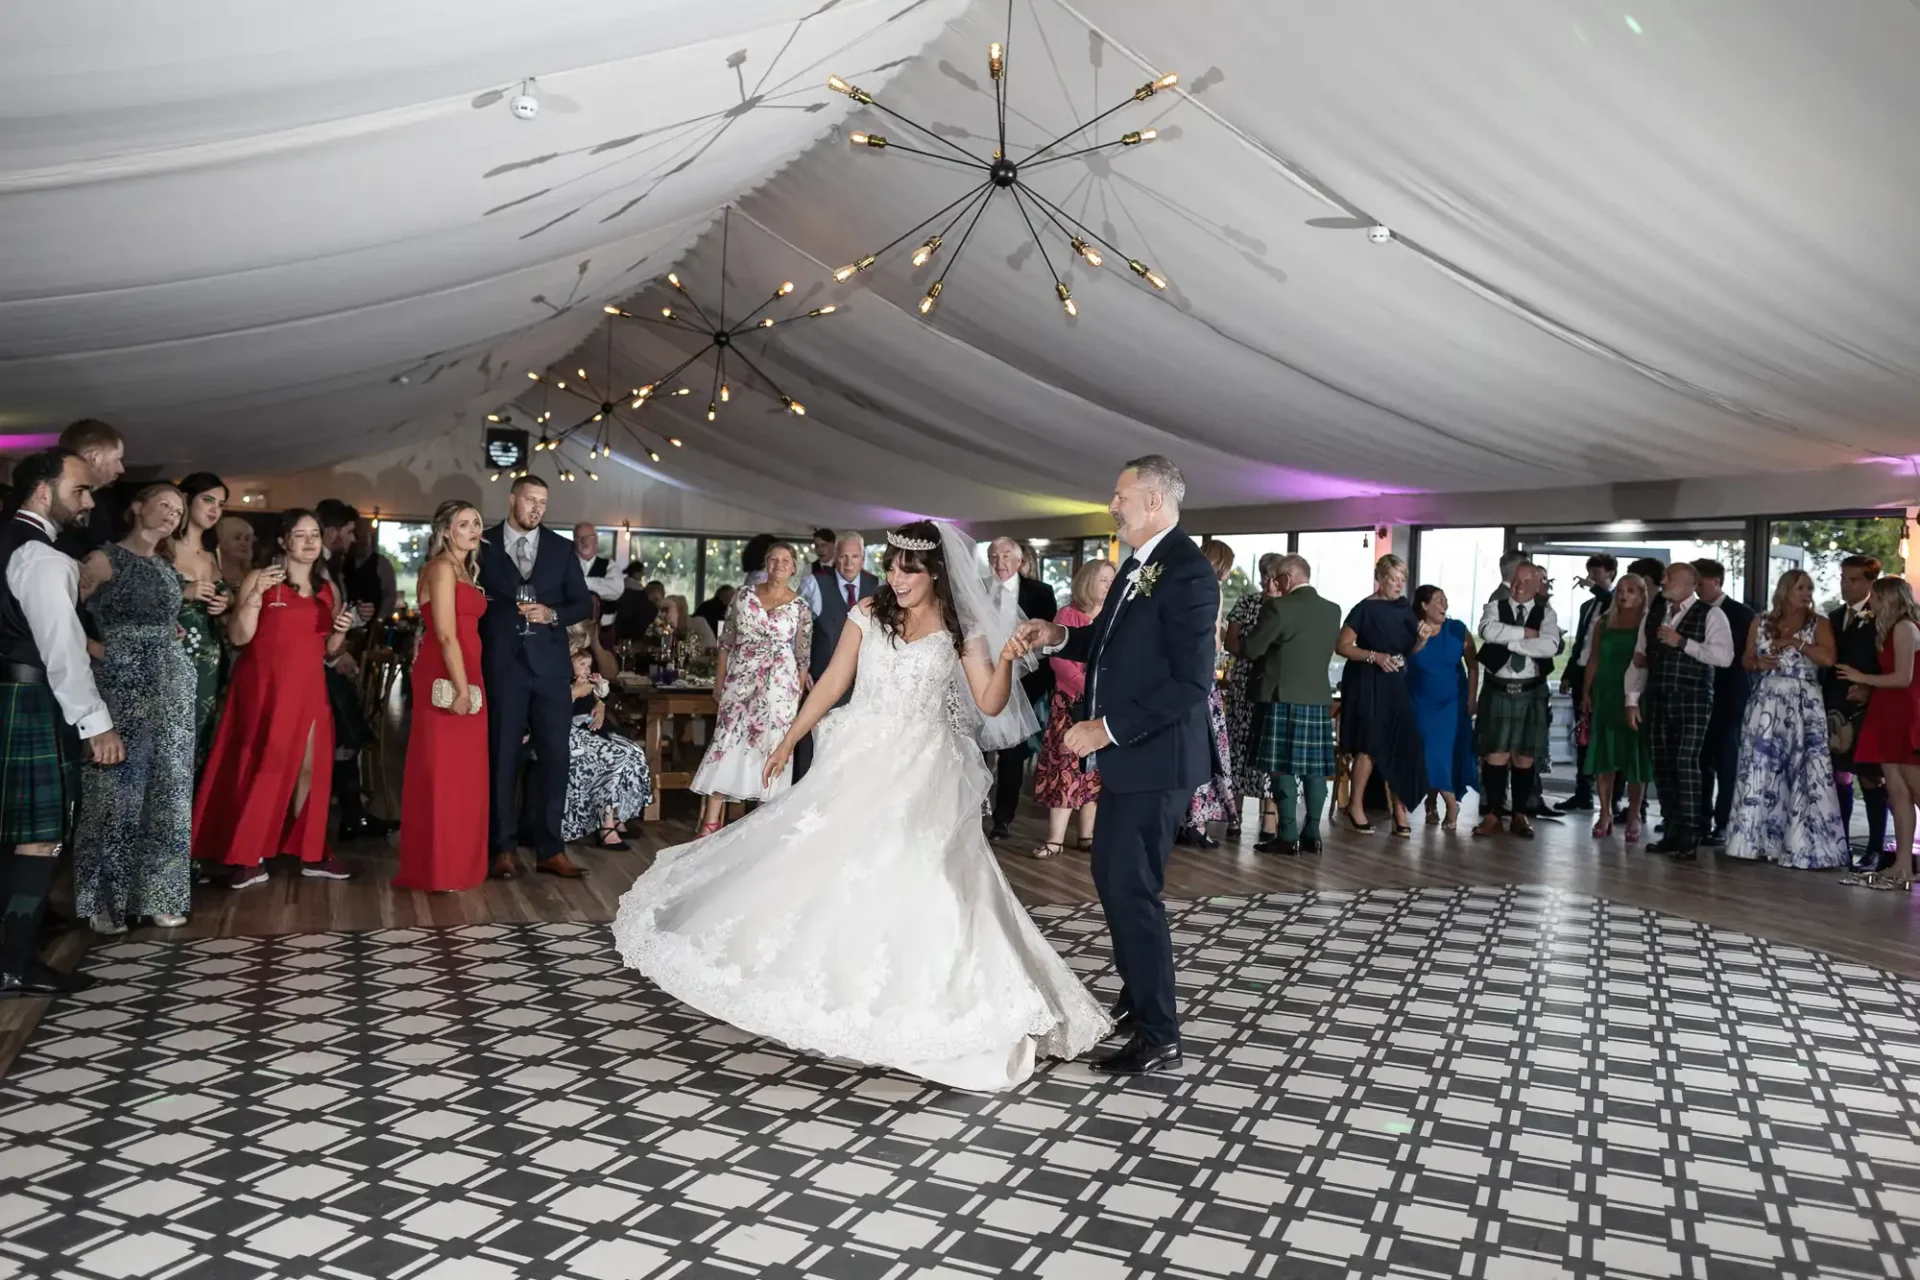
[762,738,795,789]
[1000,634,1029,664]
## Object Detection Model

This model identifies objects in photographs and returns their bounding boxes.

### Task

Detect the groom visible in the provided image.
[1017,455,1216,1075]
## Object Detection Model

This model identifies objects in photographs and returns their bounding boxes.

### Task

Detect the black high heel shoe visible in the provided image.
[1343,808,1376,834]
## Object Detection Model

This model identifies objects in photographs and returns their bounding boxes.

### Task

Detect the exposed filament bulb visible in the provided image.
[719,384,731,403]
[1070,236,1104,268]
[1057,282,1077,318]
[988,42,1004,80]
[911,235,943,268]
[918,280,943,315]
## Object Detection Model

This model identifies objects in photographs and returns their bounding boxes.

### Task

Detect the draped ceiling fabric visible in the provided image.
[5,1,1918,531]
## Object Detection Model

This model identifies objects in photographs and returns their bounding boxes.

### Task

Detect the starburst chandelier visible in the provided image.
[600,207,837,423]
[824,1,1176,320]
[513,322,692,477]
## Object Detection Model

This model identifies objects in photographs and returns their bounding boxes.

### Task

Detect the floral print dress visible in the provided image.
[1223,593,1270,803]
[177,575,230,776]
[1724,616,1847,869]
[692,588,813,801]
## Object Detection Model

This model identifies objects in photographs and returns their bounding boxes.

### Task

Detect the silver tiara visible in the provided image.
[887,530,938,552]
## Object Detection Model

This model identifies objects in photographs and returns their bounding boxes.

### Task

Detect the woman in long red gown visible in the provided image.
[1839,576,1920,891]
[193,509,354,887]
[394,501,490,892]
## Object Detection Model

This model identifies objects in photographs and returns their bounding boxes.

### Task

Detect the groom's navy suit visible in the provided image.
[478,521,591,858]
[1055,525,1217,1047]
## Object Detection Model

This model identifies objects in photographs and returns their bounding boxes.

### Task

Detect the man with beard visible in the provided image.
[1626,561,1734,860]
[1,449,126,997]
[1556,553,1618,814]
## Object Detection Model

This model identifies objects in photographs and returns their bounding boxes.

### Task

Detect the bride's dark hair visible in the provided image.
[871,520,967,654]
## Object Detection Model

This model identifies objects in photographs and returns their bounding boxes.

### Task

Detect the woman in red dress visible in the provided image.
[193,510,354,887]
[1838,576,1920,891]
[394,501,490,892]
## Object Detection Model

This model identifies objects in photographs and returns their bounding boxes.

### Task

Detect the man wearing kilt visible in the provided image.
[1240,554,1342,855]
[1473,563,1561,839]
[1,449,126,998]
[1626,561,1733,860]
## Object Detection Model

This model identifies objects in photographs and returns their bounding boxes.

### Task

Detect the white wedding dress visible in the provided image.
[611,606,1109,1091]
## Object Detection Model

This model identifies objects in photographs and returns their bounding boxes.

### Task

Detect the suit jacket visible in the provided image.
[1712,596,1757,707]
[1056,527,1215,794]
[1825,603,1880,712]
[476,522,591,684]
[1566,584,1613,679]
[810,568,880,692]
[1013,574,1058,702]
[1240,585,1342,706]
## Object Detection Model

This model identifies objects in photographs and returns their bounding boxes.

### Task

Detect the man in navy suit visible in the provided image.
[1019,455,1216,1076]
[477,475,591,879]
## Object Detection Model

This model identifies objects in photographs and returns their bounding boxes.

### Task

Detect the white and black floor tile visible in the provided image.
[2,886,1917,1279]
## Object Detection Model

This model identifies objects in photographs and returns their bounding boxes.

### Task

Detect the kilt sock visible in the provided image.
[1274,774,1331,841]
[1510,764,1537,816]
[1481,762,1510,817]
[1,852,56,975]
[1302,776,1327,839]
[1273,775,1297,842]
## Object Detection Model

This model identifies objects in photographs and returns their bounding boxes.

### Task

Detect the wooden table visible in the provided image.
[610,683,719,821]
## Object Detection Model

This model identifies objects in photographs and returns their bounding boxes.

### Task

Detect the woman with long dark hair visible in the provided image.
[171,472,231,773]
[192,509,354,887]
[394,500,490,892]
[613,520,1105,1092]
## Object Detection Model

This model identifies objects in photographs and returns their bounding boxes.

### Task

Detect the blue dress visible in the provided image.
[1406,618,1478,798]
[1724,617,1847,869]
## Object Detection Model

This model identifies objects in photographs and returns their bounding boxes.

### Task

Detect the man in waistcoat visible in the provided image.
[794,533,878,781]
[1626,561,1734,860]
[1555,553,1617,814]
[1,449,125,997]
[1473,562,1562,838]
[1825,554,1891,867]
[573,522,624,625]
[314,500,390,842]
[1693,559,1755,846]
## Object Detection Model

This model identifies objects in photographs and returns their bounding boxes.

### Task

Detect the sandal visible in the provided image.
[1031,842,1064,860]
[1343,809,1376,835]
[1592,817,1614,839]
[1074,836,1095,852]
[1391,823,1412,839]
[598,827,632,851]
[1424,804,1440,826]
[696,820,724,838]
[1863,871,1915,892]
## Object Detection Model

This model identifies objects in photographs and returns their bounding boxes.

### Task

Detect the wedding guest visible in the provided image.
[1241,554,1342,854]
[53,420,127,562]
[1554,553,1617,814]
[1179,541,1238,847]
[795,533,878,782]
[171,473,232,774]
[311,500,389,843]
[343,519,398,623]
[1032,558,1116,858]
[193,510,355,887]
[215,515,256,586]
[394,501,490,893]
[693,542,813,834]
[1473,562,1560,839]
[1625,561,1734,860]
[1616,557,1669,825]
[1582,571,1654,842]
[1407,585,1478,831]
[478,475,591,880]
[741,534,778,586]
[1839,577,1920,891]
[1222,553,1281,841]
[664,594,718,659]
[563,642,653,848]
[986,536,1056,841]
[1724,569,1844,869]
[611,568,661,644]
[1337,554,1428,835]
[1694,559,1755,846]
[72,483,197,933]
[1487,550,1528,605]
[1,450,125,998]
[693,584,735,637]
[1826,555,1891,868]
[573,521,624,624]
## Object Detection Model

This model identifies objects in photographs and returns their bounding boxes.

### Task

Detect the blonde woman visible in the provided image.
[1722,569,1844,868]
[1335,554,1431,835]
[1839,577,1920,890]
[1031,557,1116,857]
[1581,572,1653,842]
[394,500,490,892]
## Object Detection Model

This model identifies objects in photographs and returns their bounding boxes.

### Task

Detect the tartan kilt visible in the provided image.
[1475,682,1551,758]
[0,682,81,844]
[1250,701,1336,779]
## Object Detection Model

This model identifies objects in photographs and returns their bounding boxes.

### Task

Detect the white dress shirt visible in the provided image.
[1476,595,1562,681]
[576,549,625,605]
[1623,594,1735,706]
[989,571,1022,622]
[799,569,865,617]
[5,512,112,737]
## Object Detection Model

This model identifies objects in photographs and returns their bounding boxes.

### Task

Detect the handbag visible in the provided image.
[1574,709,1591,747]
[431,679,482,713]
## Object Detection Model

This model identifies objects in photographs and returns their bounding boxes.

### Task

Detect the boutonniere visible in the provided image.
[1130,563,1164,598]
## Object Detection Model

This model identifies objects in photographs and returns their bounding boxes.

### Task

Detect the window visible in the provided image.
[376,522,432,609]
[1207,534,1291,619]
[631,535,699,605]
[1415,527,1504,626]
[702,538,754,598]
[1081,537,1116,567]
[1297,529,1381,616]
[1768,516,1907,614]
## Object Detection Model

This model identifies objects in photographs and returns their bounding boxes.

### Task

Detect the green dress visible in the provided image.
[177,575,231,776]
[1586,624,1652,782]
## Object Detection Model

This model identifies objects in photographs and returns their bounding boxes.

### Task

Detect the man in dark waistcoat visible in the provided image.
[1473,562,1562,838]
[1,449,126,998]
[1626,562,1734,860]
[1825,554,1890,867]
[794,534,879,781]
[1693,559,1755,845]
[315,500,390,842]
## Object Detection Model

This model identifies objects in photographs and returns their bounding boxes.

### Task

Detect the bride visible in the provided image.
[611,520,1109,1090]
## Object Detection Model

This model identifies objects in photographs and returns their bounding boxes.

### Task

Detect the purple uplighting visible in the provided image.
[0,433,61,451]
[1244,463,1428,502]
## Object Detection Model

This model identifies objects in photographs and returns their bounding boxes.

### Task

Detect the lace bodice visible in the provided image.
[847,608,975,731]
[1757,616,1820,684]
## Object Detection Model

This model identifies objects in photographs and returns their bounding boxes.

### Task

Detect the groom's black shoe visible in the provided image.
[1091,1034,1181,1076]
[1254,835,1298,856]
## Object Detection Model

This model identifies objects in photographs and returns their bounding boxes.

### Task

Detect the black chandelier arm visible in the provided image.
[862,138,989,171]
[1021,136,1142,171]
[669,283,722,334]
[729,283,800,335]
[1022,93,1151,166]
[643,343,717,401]
[1017,183,1134,266]
[931,184,999,292]
[612,415,671,462]
[548,380,606,412]
[1008,187,1065,293]
[1019,184,1092,257]
[709,346,725,413]
[860,98,990,168]
[727,345,797,407]
[717,209,731,330]
[863,180,995,266]
[996,0,1012,154]
[613,309,710,334]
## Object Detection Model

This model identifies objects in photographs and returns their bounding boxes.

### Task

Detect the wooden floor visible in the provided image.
[6,788,1917,1079]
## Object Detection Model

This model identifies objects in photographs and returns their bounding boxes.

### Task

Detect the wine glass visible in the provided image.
[515,584,537,635]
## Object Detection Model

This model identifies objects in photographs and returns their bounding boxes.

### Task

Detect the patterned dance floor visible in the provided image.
[2,886,1917,1279]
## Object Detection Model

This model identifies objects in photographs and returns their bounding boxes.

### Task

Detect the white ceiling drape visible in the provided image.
[6,1,1918,529]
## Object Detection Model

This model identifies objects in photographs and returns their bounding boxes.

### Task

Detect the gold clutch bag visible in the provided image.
[431,679,482,712]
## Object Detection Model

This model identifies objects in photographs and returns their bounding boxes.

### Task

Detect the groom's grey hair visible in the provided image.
[1124,454,1186,509]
